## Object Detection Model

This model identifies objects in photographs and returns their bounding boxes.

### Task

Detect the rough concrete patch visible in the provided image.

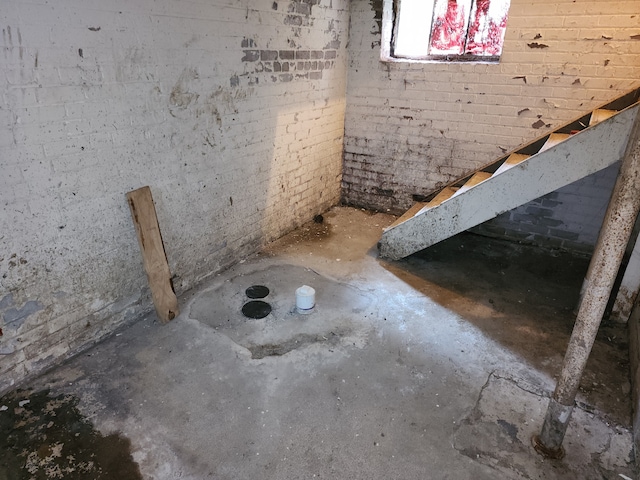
[188,264,373,358]
[453,373,635,479]
[248,329,348,359]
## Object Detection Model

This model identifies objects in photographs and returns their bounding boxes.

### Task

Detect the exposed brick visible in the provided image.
[242,50,260,62]
[525,206,554,217]
[296,50,311,60]
[295,3,310,15]
[241,38,256,48]
[284,15,303,26]
[260,50,278,61]
[324,50,337,59]
[279,50,295,60]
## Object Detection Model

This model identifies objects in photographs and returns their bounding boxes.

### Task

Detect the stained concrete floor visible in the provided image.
[1,206,636,479]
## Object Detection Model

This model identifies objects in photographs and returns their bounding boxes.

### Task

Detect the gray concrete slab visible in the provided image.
[1,206,635,479]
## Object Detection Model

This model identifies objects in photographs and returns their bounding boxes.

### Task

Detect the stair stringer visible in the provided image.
[379,104,640,261]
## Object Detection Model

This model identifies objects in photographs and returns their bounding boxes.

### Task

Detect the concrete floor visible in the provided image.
[1,206,636,479]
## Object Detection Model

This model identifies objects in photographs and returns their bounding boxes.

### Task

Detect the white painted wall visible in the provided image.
[0,0,348,394]
[344,0,640,253]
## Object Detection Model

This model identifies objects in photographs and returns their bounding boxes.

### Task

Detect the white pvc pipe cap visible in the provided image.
[296,285,315,311]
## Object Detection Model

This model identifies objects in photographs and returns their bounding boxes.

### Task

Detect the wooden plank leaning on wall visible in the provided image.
[126,186,179,323]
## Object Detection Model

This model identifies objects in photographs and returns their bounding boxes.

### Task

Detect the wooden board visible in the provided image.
[127,186,179,323]
[493,153,530,175]
[539,133,571,153]
[452,172,492,197]
[589,109,616,126]
[425,186,458,208]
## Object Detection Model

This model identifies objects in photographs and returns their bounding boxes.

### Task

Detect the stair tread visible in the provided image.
[385,202,428,230]
[426,186,458,206]
[494,153,531,175]
[415,187,459,215]
[589,109,617,126]
[463,171,492,187]
[452,172,492,197]
[539,133,571,153]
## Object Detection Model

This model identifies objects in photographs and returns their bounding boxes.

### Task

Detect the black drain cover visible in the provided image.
[242,300,272,319]
[246,285,270,299]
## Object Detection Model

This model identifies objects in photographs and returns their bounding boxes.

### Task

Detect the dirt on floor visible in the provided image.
[0,388,141,480]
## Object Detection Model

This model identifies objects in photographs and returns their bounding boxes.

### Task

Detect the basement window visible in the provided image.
[382,0,510,62]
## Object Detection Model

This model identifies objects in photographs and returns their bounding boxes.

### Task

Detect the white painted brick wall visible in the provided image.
[344,0,640,253]
[0,0,348,394]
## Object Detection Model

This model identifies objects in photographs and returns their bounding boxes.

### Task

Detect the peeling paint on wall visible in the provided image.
[238,2,341,85]
[2,300,44,330]
[241,45,337,83]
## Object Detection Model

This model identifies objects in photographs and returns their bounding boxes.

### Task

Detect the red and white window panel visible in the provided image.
[393,0,510,60]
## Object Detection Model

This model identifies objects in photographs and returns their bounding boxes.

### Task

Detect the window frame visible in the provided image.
[380,0,506,64]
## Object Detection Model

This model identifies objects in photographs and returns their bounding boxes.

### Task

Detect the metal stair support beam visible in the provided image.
[378,104,640,260]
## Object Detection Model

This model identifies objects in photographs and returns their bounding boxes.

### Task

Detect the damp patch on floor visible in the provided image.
[189,264,373,359]
[0,388,142,480]
[453,373,635,480]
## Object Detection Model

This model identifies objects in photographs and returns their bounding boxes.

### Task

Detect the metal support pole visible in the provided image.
[533,109,640,458]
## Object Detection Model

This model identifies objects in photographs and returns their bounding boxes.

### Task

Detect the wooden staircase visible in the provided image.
[379,87,640,260]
